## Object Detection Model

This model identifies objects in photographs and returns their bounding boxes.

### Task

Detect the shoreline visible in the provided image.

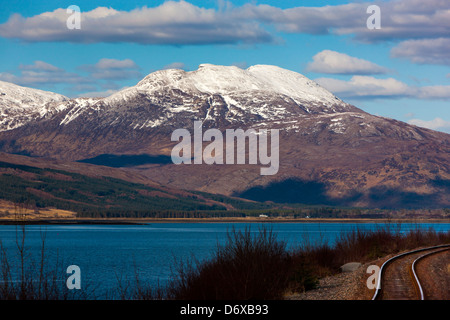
[0,217,449,225]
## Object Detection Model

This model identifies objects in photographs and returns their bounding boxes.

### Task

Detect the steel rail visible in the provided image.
[411,247,450,300]
[372,244,450,300]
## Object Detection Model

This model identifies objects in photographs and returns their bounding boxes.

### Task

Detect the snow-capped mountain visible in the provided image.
[0,64,449,208]
[0,64,361,133]
[0,64,357,132]
[107,64,345,108]
[0,80,67,131]
[52,64,359,131]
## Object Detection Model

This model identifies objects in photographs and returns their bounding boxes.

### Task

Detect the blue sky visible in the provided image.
[0,0,449,132]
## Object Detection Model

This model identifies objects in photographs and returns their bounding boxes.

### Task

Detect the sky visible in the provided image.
[0,0,449,133]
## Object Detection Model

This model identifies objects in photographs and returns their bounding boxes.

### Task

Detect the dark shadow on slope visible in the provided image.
[429,178,450,191]
[77,154,172,167]
[234,178,352,206]
[367,179,450,209]
[235,178,449,209]
[366,187,430,209]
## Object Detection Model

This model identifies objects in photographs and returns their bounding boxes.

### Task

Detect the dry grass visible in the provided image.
[165,226,291,300]
[159,223,450,300]
[0,200,76,220]
[291,223,450,279]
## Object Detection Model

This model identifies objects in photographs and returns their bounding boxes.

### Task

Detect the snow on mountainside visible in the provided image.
[97,64,356,130]
[0,64,355,131]
[0,80,67,131]
[0,64,449,209]
[107,64,344,107]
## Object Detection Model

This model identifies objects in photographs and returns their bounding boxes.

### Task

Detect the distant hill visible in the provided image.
[0,159,270,217]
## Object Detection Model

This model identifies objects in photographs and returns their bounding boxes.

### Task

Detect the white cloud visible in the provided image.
[80,58,141,80]
[331,0,450,42]
[0,61,89,86]
[19,60,60,72]
[408,118,450,133]
[416,85,450,99]
[0,1,272,45]
[1,0,448,49]
[94,58,138,70]
[391,38,450,65]
[239,0,450,42]
[315,76,411,99]
[315,76,450,100]
[237,2,364,35]
[306,50,388,75]
[0,59,142,96]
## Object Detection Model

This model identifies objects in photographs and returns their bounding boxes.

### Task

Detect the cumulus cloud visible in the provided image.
[0,1,272,45]
[306,50,388,75]
[1,0,448,48]
[237,0,450,42]
[249,0,450,66]
[0,61,89,86]
[79,58,141,80]
[19,60,61,72]
[315,76,450,100]
[94,58,138,70]
[244,0,450,69]
[391,38,450,65]
[408,118,450,133]
[238,3,364,35]
[416,85,450,99]
[0,59,143,97]
[315,76,411,99]
[332,0,450,42]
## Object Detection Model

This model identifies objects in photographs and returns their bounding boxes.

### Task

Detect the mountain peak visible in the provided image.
[0,63,354,132]
[115,63,344,107]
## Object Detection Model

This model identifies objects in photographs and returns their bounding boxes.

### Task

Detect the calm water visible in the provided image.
[0,222,448,298]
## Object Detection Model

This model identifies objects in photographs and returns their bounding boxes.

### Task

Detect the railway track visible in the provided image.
[372,244,450,300]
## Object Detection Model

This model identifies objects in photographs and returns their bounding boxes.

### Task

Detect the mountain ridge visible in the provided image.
[0,64,358,132]
[0,64,448,209]
[0,80,68,132]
